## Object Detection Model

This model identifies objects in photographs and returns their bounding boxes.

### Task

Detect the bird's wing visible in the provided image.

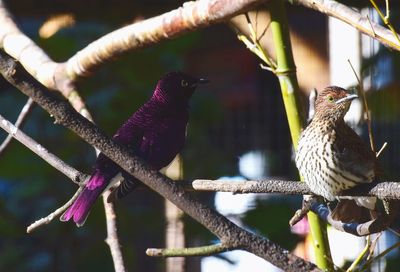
[112,100,163,147]
[336,124,376,183]
[107,101,166,200]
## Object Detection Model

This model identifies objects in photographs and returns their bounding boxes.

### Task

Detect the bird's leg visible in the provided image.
[383,199,391,215]
[326,198,336,213]
[289,195,320,226]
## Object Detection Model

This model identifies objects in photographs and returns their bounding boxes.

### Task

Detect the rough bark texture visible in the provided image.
[192,179,400,199]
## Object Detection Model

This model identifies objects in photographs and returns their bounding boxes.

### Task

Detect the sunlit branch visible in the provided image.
[191,179,400,199]
[147,243,230,257]
[27,188,83,233]
[65,0,267,79]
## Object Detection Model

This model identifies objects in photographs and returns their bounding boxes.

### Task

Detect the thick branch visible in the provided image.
[292,0,400,51]
[193,179,309,194]
[0,50,319,272]
[192,179,400,199]
[65,0,267,78]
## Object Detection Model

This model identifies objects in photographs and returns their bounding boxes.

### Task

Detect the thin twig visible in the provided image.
[347,59,375,152]
[147,243,230,257]
[0,113,87,184]
[102,190,127,272]
[376,142,387,158]
[346,236,370,272]
[388,227,400,237]
[289,195,315,226]
[361,240,400,271]
[385,0,389,21]
[369,0,400,44]
[237,13,277,69]
[260,63,274,72]
[366,233,382,261]
[0,97,34,156]
[237,33,275,68]
[366,15,376,37]
[27,187,83,233]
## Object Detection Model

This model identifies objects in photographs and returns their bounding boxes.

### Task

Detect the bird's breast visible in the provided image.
[296,124,375,200]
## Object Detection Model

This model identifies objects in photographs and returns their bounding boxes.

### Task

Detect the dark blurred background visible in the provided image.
[0,1,400,271]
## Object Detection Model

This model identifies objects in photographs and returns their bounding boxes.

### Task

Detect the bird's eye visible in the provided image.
[181,80,189,87]
[327,95,334,103]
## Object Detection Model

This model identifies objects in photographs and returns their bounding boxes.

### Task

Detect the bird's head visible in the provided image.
[314,86,358,121]
[153,71,209,104]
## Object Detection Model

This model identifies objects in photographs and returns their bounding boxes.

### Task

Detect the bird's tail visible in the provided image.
[331,199,377,223]
[60,173,107,227]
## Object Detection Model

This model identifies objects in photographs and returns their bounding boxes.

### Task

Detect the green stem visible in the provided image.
[146,243,229,257]
[269,0,333,270]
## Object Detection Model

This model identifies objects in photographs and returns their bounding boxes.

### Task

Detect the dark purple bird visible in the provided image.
[60,72,208,226]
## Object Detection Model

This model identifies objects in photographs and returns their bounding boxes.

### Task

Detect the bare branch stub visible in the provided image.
[27,187,84,233]
[0,50,319,272]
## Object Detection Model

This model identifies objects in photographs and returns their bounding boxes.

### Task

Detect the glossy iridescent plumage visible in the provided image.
[60,72,207,226]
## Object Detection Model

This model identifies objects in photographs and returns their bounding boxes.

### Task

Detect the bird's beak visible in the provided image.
[190,77,209,88]
[335,94,358,104]
[197,78,210,84]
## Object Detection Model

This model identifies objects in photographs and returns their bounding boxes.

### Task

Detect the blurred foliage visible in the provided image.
[242,198,300,250]
[368,84,400,122]
[361,42,400,180]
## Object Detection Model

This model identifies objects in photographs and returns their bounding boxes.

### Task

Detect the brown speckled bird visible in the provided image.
[295,86,378,223]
